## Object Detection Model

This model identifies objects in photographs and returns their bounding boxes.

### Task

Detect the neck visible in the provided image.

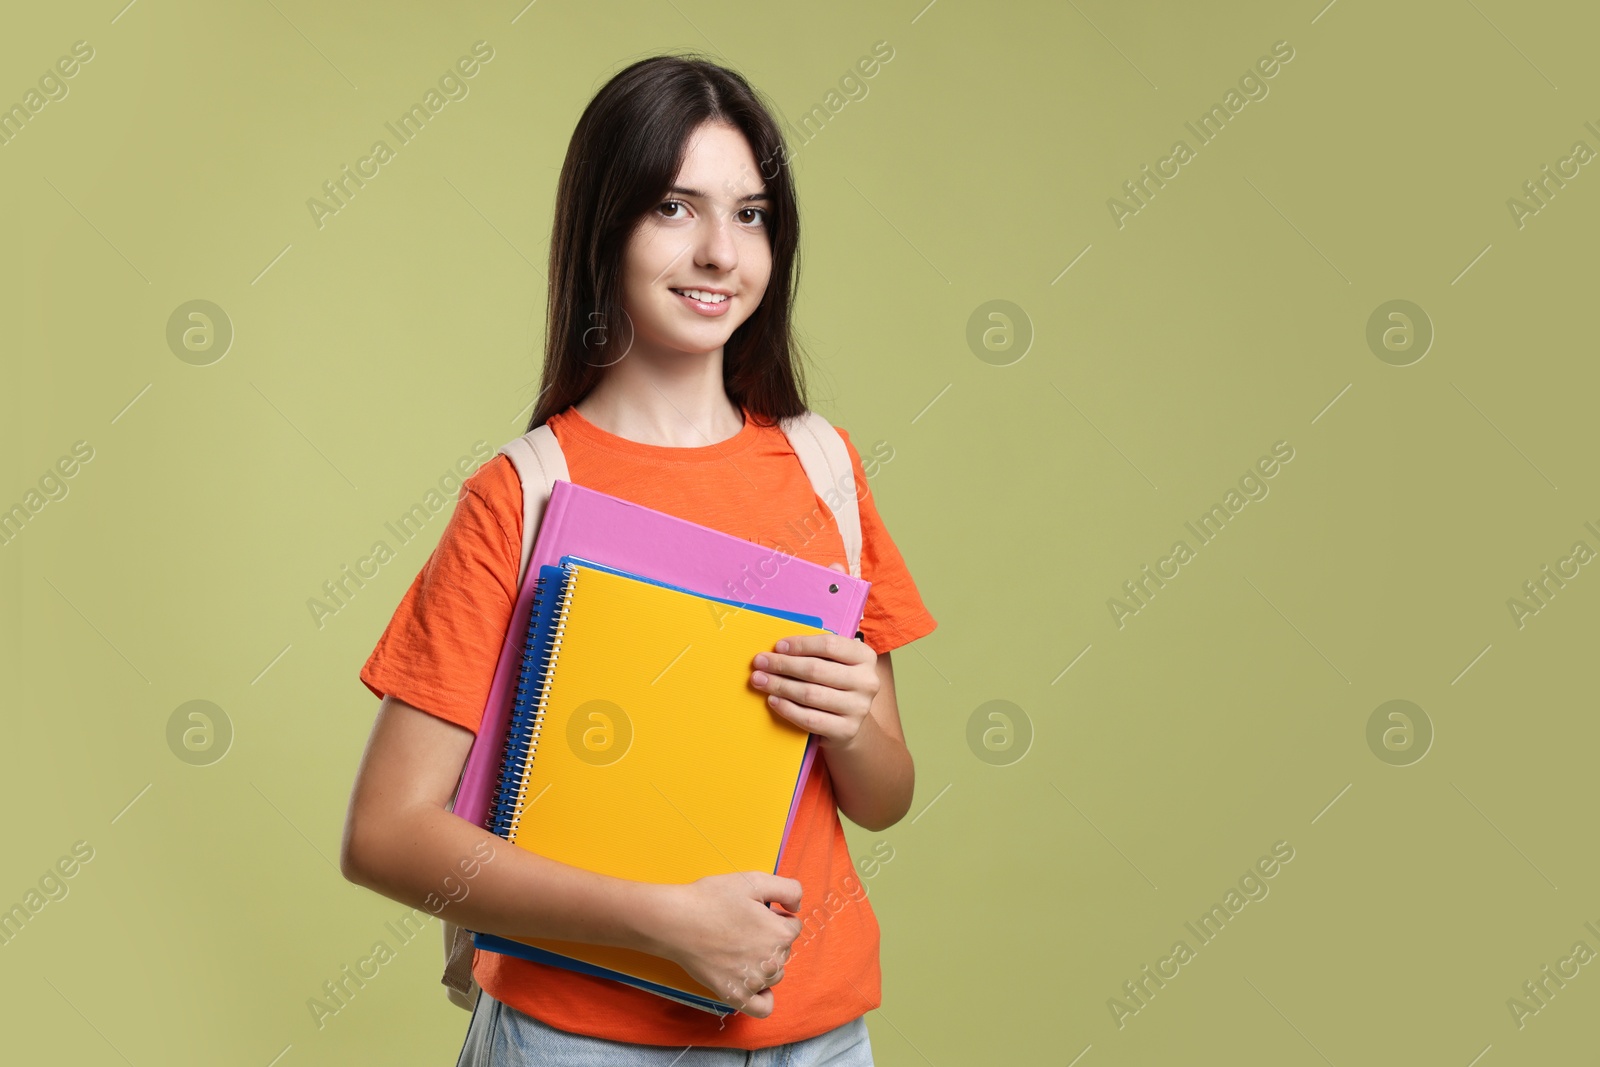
[575,344,742,448]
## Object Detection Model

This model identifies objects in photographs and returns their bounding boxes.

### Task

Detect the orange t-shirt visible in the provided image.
[359,404,937,1049]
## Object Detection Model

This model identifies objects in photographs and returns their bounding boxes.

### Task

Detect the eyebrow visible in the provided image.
[667,185,771,202]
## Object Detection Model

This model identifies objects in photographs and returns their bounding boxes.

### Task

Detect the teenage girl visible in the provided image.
[341,54,937,1065]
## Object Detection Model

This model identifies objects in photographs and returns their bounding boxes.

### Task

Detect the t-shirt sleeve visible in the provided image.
[836,428,938,655]
[358,455,522,734]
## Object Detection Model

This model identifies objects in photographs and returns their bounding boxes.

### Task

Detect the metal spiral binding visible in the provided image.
[487,572,549,836]
[494,563,581,841]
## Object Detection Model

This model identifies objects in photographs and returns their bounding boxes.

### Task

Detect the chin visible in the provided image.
[659,318,745,352]
[634,325,731,358]
[676,332,737,356]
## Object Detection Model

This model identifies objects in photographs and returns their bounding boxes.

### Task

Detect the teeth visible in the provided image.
[674,288,728,304]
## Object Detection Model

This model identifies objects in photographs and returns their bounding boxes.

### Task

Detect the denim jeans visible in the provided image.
[454,989,875,1066]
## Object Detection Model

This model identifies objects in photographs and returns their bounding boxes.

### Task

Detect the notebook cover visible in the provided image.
[455,478,871,831]
[485,557,825,863]
[552,552,825,867]
[480,561,831,1011]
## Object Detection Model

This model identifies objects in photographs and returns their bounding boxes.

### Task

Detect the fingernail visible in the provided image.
[752,671,768,685]
[754,654,769,668]
[775,640,789,652]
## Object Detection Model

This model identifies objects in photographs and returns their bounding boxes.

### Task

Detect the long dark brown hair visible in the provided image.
[527,53,809,433]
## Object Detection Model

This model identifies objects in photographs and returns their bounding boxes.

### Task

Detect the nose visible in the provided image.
[693,205,739,273]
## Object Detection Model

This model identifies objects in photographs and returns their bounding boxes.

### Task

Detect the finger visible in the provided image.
[730,966,778,1010]
[763,694,843,738]
[752,671,852,718]
[756,675,850,717]
[774,633,868,664]
[753,873,803,912]
[750,956,785,990]
[725,972,764,1011]
[740,990,774,1018]
[752,651,854,689]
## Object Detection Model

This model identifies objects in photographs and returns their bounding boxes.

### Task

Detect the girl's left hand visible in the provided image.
[751,633,880,751]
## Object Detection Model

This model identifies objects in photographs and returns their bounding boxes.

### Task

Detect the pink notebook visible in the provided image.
[452,479,872,843]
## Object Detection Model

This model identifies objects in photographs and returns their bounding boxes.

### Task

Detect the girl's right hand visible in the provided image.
[654,872,805,1018]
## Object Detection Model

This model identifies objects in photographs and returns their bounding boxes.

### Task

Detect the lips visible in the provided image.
[669,287,733,317]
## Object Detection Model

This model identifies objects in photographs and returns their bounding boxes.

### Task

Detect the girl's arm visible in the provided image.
[340,696,805,1016]
[816,652,915,832]
[812,652,915,831]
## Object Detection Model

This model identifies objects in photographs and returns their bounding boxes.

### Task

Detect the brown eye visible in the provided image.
[659,200,687,218]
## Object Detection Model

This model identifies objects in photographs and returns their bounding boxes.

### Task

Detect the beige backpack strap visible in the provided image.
[499,424,571,590]
[440,925,477,1010]
[441,421,569,1011]
[779,410,862,580]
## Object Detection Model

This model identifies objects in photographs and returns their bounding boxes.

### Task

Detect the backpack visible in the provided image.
[440,408,866,1010]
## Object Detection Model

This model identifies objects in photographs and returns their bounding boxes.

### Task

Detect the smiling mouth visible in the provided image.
[669,288,731,304]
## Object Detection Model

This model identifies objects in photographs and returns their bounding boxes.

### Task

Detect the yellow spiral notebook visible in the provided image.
[476,556,833,1013]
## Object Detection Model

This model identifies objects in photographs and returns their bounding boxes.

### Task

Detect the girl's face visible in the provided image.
[617,121,773,363]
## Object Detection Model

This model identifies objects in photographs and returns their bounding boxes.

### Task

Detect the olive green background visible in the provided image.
[3,0,1597,1063]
